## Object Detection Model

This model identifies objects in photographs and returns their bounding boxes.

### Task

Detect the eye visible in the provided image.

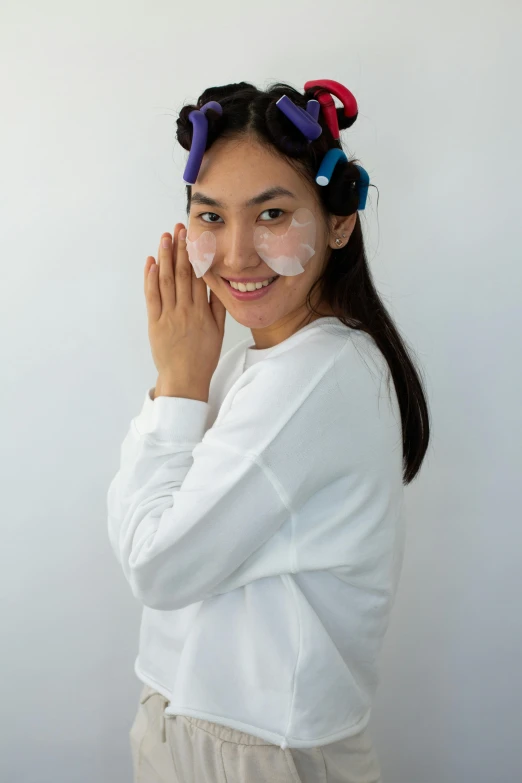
[259,208,285,221]
[197,208,285,224]
[199,212,223,224]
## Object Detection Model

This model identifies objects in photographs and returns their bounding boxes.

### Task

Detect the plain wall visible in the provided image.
[2,1,521,781]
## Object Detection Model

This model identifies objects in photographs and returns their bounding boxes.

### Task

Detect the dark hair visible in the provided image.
[176,81,431,484]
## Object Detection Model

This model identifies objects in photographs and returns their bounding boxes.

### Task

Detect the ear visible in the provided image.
[328,212,357,249]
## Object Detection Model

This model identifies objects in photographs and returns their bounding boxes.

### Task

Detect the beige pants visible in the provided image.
[129,683,382,783]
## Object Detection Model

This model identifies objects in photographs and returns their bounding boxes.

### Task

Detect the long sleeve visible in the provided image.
[106,386,209,569]
[107,368,292,611]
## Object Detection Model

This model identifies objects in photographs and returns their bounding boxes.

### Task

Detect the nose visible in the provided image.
[221,223,265,276]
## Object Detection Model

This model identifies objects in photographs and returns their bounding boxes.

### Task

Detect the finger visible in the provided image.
[170,223,184,296]
[188,245,210,306]
[184,218,209,305]
[168,223,186,303]
[157,232,176,310]
[192,269,209,307]
[145,256,161,322]
[144,256,155,298]
[173,226,194,303]
[209,286,227,334]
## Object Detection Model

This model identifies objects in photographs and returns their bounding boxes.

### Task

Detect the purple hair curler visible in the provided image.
[275,96,323,141]
[183,101,223,185]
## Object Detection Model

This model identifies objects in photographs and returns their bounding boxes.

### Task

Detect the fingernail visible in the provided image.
[179,229,187,241]
[162,237,170,248]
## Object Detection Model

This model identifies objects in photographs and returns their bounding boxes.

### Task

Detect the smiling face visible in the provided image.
[186,135,355,349]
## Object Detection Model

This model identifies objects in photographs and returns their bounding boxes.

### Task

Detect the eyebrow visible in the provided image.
[189,186,298,210]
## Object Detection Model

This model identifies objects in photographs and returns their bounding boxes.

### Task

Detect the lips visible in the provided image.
[226,276,279,287]
[225,274,280,300]
[225,276,279,284]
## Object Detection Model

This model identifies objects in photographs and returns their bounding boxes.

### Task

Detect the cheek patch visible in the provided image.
[186,230,216,278]
[253,207,317,276]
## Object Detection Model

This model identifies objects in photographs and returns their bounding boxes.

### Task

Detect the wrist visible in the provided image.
[154,376,209,402]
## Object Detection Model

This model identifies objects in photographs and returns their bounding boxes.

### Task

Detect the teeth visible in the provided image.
[229,276,277,292]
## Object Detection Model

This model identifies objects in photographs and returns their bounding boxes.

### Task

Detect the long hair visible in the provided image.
[176,81,431,484]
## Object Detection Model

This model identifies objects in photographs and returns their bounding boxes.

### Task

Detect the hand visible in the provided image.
[144,224,226,401]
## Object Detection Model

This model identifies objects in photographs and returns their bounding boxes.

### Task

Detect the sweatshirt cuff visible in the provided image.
[133,386,210,442]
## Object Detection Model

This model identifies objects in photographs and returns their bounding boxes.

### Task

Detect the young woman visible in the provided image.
[107,79,430,783]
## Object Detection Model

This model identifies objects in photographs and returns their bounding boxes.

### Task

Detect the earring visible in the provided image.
[334,233,346,246]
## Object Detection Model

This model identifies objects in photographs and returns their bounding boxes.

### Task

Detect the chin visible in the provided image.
[229,309,281,329]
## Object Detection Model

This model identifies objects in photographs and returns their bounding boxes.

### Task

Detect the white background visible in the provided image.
[2,1,521,781]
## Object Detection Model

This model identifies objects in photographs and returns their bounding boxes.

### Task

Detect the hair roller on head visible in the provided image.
[303,79,359,138]
[318,149,369,214]
[265,94,321,157]
[176,104,202,152]
[177,83,258,184]
[180,101,224,185]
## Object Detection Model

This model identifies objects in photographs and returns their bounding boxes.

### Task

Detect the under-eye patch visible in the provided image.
[185,207,317,278]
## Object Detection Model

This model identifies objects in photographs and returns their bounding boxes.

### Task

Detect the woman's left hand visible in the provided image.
[145,223,226,401]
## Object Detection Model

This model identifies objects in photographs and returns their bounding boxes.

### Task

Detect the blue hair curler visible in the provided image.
[354,164,369,210]
[316,148,370,210]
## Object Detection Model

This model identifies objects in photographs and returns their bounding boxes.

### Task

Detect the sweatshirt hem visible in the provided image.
[162,703,373,750]
[134,660,372,750]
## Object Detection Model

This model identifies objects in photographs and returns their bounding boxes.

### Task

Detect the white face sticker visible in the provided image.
[253,207,316,276]
[185,230,217,278]
[185,207,317,278]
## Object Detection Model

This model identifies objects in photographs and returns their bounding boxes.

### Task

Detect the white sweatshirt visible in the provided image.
[107,316,406,750]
